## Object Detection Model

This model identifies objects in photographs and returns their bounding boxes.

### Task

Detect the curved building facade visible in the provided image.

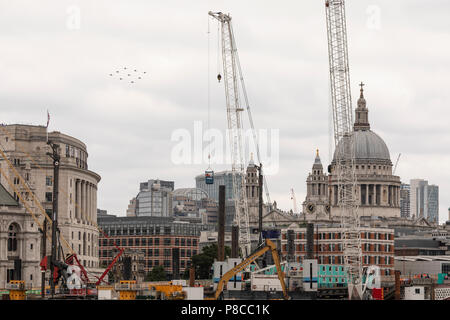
[0,124,101,274]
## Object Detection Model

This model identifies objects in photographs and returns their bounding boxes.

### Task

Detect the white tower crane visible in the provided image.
[209,11,251,257]
[324,0,363,299]
[393,153,401,175]
[290,188,298,214]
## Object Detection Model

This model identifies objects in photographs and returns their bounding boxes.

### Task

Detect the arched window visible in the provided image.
[8,224,19,252]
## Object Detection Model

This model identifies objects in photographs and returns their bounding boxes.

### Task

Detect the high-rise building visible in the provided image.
[195,170,241,202]
[400,184,411,218]
[410,179,439,223]
[135,179,174,217]
[195,171,243,226]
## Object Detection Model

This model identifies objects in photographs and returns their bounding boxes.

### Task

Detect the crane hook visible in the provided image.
[217,74,222,83]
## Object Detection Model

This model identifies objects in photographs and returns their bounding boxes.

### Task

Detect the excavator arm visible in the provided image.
[213,239,289,300]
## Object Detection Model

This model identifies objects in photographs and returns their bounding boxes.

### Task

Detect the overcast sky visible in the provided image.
[1,0,449,223]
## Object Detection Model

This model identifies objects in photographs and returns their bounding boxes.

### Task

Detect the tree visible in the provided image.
[145,265,167,281]
[189,243,231,279]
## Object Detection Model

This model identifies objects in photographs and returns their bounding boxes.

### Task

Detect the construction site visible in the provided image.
[1,1,450,303]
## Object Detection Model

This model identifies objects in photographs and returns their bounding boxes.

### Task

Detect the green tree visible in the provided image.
[189,243,231,279]
[145,265,167,281]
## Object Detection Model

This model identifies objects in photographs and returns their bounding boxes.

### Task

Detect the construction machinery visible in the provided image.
[324,0,363,299]
[393,153,401,175]
[290,188,298,214]
[209,11,252,258]
[207,239,289,300]
[6,280,28,300]
[149,282,186,300]
[115,280,138,300]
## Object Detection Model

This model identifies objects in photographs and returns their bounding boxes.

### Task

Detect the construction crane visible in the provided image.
[324,0,363,299]
[206,239,289,300]
[393,153,401,175]
[209,11,252,257]
[290,188,298,214]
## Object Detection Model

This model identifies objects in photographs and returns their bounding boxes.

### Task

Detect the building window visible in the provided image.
[8,224,18,252]
[45,192,53,202]
[442,264,450,274]
[46,176,53,186]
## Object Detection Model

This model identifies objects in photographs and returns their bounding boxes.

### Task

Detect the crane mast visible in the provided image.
[209,11,251,257]
[324,0,363,299]
[290,188,298,214]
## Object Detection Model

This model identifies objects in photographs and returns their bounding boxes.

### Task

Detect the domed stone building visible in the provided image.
[303,84,401,220]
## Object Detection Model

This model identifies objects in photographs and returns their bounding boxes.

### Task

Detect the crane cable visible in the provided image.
[207,15,211,169]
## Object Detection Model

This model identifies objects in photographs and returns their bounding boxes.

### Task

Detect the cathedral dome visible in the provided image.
[332,83,392,165]
[333,130,391,163]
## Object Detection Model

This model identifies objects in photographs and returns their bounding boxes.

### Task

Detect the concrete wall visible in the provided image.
[394,260,446,276]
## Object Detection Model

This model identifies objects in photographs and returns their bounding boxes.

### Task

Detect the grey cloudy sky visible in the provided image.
[1,0,449,223]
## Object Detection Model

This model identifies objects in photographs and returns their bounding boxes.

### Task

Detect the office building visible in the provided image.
[400,184,411,218]
[135,179,174,217]
[410,179,439,223]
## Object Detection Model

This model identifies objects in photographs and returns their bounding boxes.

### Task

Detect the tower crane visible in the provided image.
[324,0,363,299]
[209,11,252,257]
[393,153,401,175]
[290,188,298,214]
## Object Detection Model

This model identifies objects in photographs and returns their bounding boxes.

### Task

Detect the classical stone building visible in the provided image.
[329,86,401,218]
[0,124,102,275]
[302,85,402,221]
[302,150,330,220]
[0,184,41,288]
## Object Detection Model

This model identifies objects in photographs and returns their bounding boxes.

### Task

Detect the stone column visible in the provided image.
[90,185,93,224]
[81,180,86,223]
[365,184,369,205]
[93,185,97,222]
[76,179,81,221]
[87,183,91,224]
